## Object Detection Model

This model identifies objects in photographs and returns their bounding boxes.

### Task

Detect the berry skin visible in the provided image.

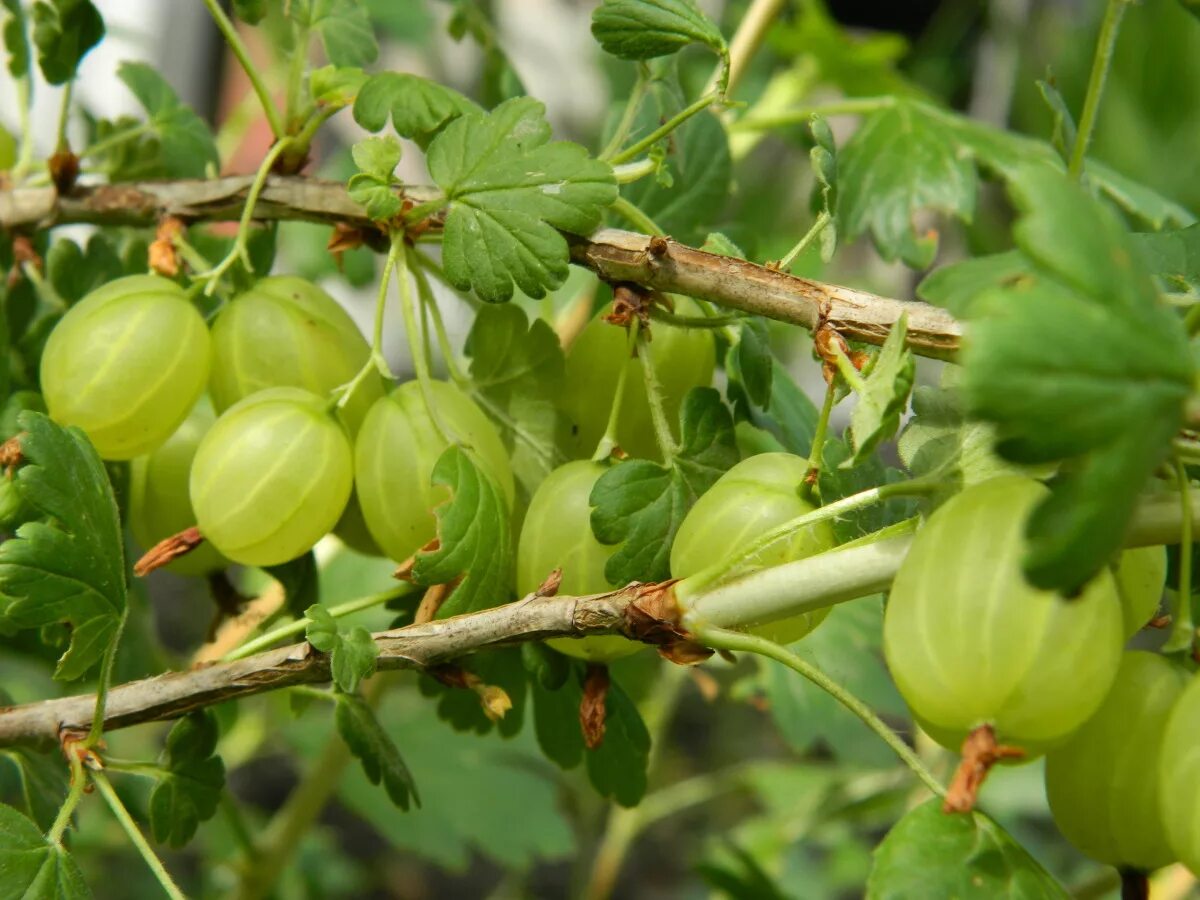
[190,387,353,567]
[41,275,210,459]
[1159,672,1200,877]
[1114,546,1167,637]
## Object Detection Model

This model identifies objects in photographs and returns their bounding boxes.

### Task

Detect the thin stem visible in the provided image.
[12,78,35,181]
[92,770,188,900]
[221,793,257,858]
[54,82,74,153]
[777,211,831,272]
[682,480,938,596]
[1166,457,1195,654]
[732,96,896,132]
[711,0,786,98]
[801,381,837,504]
[412,256,468,386]
[399,244,449,440]
[694,625,944,798]
[592,322,640,462]
[46,751,87,844]
[195,137,293,294]
[334,238,401,410]
[610,92,720,165]
[637,330,679,463]
[222,586,408,662]
[283,23,310,131]
[80,122,154,161]
[609,196,664,237]
[600,71,650,161]
[1068,0,1129,179]
[201,0,286,139]
[87,608,127,749]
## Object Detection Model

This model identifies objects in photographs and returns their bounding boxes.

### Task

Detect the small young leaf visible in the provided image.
[1035,79,1077,163]
[0,413,125,680]
[335,692,419,810]
[809,114,839,261]
[293,0,377,67]
[0,804,90,898]
[1,748,68,831]
[843,315,915,466]
[1,0,30,79]
[962,168,1194,591]
[591,0,727,62]
[867,798,1070,899]
[590,387,738,584]
[309,64,366,106]
[464,304,565,503]
[410,446,514,618]
[347,135,403,221]
[700,231,744,258]
[584,676,650,807]
[305,604,379,694]
[30,0,102,85]
[116,62,218,178]
[353,71,479,149]
[427,97,618,302]
[148,711,226,848]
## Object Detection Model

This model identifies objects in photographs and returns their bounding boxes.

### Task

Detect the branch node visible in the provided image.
[942,724,1024,813]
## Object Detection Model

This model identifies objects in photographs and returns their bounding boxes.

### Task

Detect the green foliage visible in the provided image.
[867,799,1069,899]
[335,692,419,810]
[842,315,915,466]
[427,97,618,302]
[291,0,377,67]
[809,114,839,260]
[0,804,90,899]
[264,550,320,618]
[464,303,565,503]
[148,711,225,848]
[305,604,379,693]
[114,62,218,179]
[590,387,738,583]
[591,0,727,63]
[726,318,773,411]
[30,0,102,85]
[961,168,1193,591]
[1134,223,1200,293]
[0,413,125,680]
[410,446,513,618]
[347,135,402,220]
[1,0,29,79]
[352,72,478,149]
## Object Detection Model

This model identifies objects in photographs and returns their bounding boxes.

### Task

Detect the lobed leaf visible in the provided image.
[410,446,514,618]
[148,711,225,848]
[305,604,379,694]
[0,804,90,898]
[427,97,617,302]
[591,0,726,62]
[726,317,772,412]
[1,0,29,79]
[867,798,1069,899]
[116,62,219,178]
[347,135,403,221]
[292,0,377,67]
[0,412,126,680]
[590,387,738,584]
[352,71,479,149]
[843,314,915,466]
[30,0,102,85]
[335,692,419,810]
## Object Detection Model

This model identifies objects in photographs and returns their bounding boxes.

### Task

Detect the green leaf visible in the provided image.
[352,71,479,149]
[962,168,1194,591]
[410,446,514,618]
[843,314,915,466]
[1035,79,1076,163]
[148,711,225,848]
[1180,0,1200,23]
[701,231,744,258]
[531,673,585,770]
[263,550,319,618]
[232,0,265,23]
[419,647,528,737]
[757,600,907,766]
[809,114,839,261]
[0,413,125,680]
[305,604,379,694]
[591,0,727,61]
[521,641,570,691]
[590,387,738,584]
[916,250,1035,317]
[427,97,618,303]
[1085,158,1196,231]
[867,798,1069,899]
[726,317,772,411]
[293,0,377,67]
[335,692,419,810]
[464,304,565,505]
[819,436,916,544]
[309,64,366,106]
[0,804,90,898]
[621,104,731,245]
[45,235,122,305]
[115,62,218,178]
[2,0,30,79]
[347,135,403,221]
[742,361,819,456]
[837,100,976,268]
[696,841,790,900]
[1,748,68,831]
[30,0,102,85]
[584,676,650,807]
[1133,224,1200,293]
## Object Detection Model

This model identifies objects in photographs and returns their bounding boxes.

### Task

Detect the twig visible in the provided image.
[0,176,962,359]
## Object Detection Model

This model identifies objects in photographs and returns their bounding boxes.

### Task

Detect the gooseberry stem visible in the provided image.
[92,770,188,900]
[592,322,640,462]
[777,211,832,271]
[201,0,286,139]
[1068,0,1129,179]
[801,380,838,503]
[638,329,680,464]
[399,244,450,441]
[333,235,401,410]
[1165,456,1195,654]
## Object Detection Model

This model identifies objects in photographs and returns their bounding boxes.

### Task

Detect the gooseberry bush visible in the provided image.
[1,0,1200,897]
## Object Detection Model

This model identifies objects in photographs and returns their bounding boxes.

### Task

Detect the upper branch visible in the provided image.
[0,176,962,359]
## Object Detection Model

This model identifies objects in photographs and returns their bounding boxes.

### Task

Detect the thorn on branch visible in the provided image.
[133,526,206,577]
[59,727,103,784]
[942,724,1024,813]
[48,150,80,195]
[535,568,563,598]
[620,579,713,665]
[581,664,609,749]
